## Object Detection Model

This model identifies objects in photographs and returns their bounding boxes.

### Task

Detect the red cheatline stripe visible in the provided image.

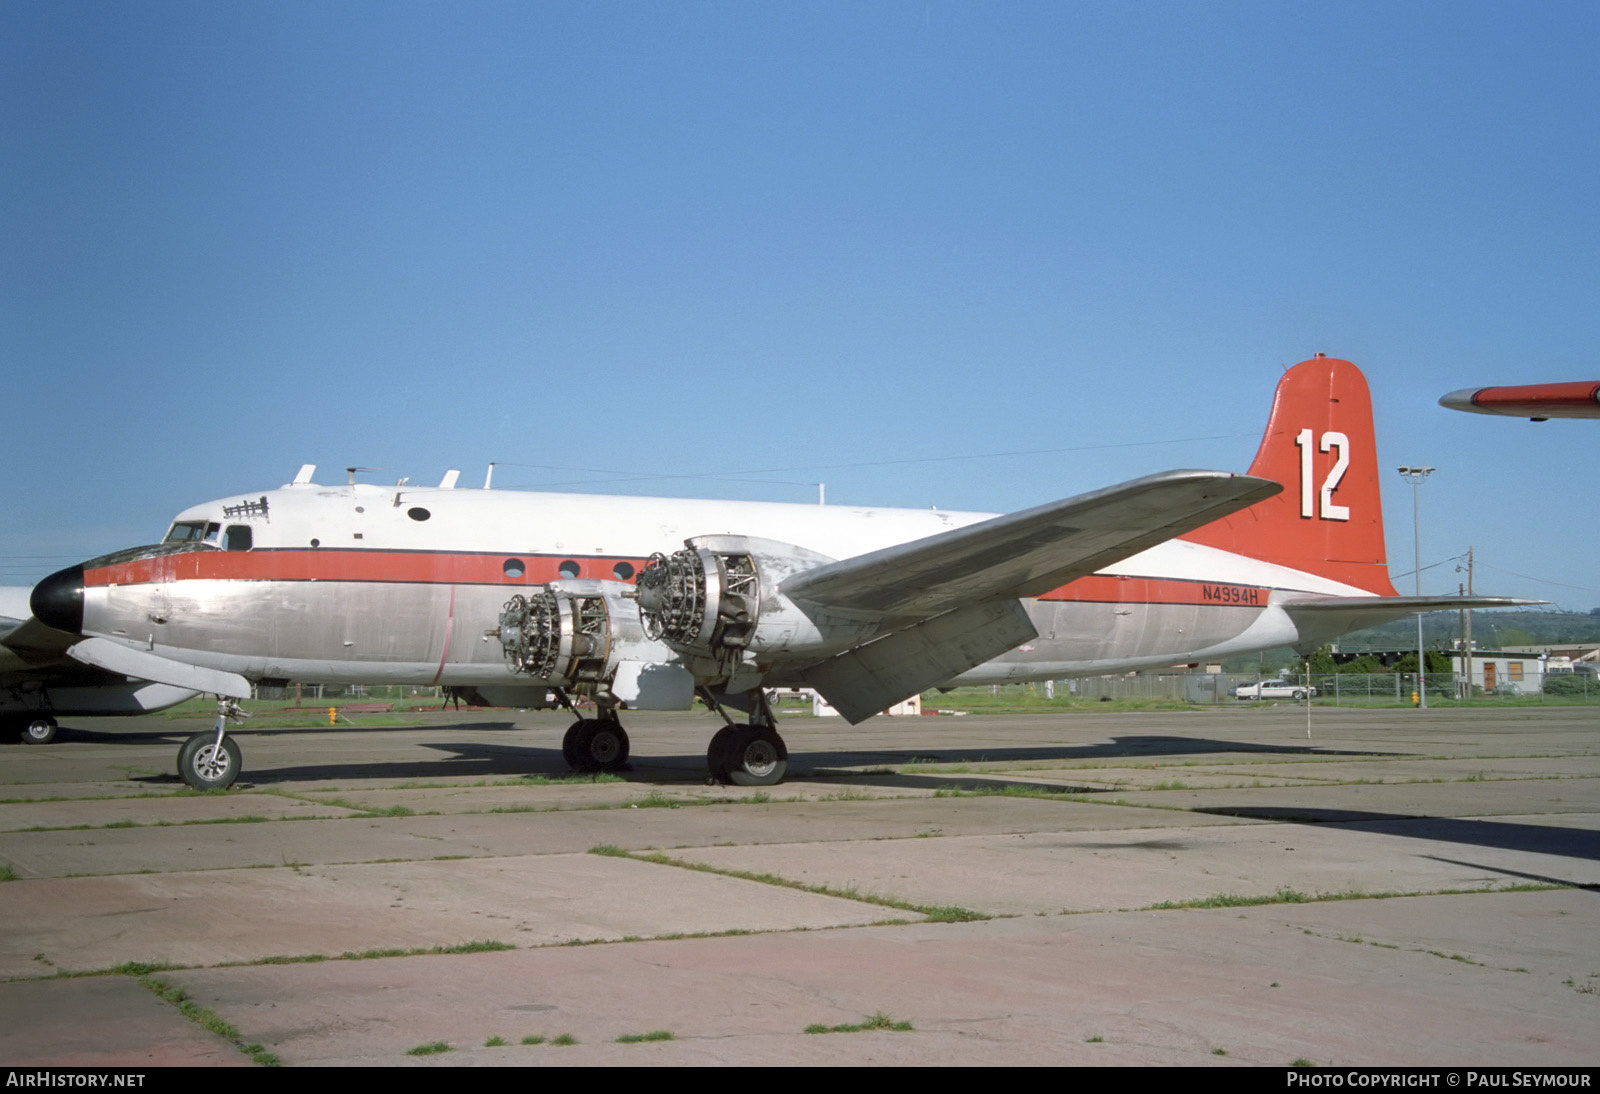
[84,550,650,588]
[85,549,1285,608]
[1036,574,1271,607]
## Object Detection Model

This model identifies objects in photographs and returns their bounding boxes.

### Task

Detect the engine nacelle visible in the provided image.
[497,579,667,692]
[635,535,877,667]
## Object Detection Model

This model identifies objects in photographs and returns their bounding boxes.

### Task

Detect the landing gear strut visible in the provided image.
[178,699,248,790]
[702,689,789,786]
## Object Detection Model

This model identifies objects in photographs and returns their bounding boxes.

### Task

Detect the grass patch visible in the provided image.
[931,784,1086,802]
[588,844,631,857]
[520,1034,547,1045]
[406,1041,452,1056]
[1148,889,1313,910]
[1086,1034,1104,1043]
[616,1030,674,1043]
[630,789,680,809]
[140,975,280,1066]
[338,940,513,960]
[484,1035,506,1047]
[0,865,15,882]
[551,1033,578,1046]
[805,1012,913,1034]
[614,848,989,923]
[1145,881,1566,912]
[440,939,514,954]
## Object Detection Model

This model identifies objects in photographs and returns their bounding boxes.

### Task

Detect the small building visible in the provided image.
[1450,647,1547,695]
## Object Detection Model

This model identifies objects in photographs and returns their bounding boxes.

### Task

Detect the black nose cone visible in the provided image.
[31,565,85,634]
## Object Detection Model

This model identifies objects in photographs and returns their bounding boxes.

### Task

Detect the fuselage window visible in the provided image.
[558,560,580,579]
[224,525,253,552]
[503,559,525,578]
[612,561,635,581]
[164,521,220,543]
[407,507,431,521]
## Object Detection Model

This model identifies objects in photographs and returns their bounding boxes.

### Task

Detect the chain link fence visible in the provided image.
[1070,672,1600,704]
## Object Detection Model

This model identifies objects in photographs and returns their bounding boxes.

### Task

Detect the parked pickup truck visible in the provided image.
[1232,679,1317,700]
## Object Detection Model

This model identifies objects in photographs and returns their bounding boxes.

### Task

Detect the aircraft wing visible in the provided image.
[787,470,1280,723]
[783,470,1282,620]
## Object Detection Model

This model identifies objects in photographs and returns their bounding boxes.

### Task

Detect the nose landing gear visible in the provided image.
[178,699,248,790]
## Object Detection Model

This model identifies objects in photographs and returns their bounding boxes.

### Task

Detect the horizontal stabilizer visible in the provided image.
[784,470,1280,621]
[67,637,252,699]
[1281,595,1545,649]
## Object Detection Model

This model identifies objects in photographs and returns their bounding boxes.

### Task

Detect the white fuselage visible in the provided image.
[70,480,1363,693]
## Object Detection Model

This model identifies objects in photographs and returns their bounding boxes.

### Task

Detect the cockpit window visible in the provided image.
[164,521,220,544]
[83,541,220,569]
[223,525,253,552]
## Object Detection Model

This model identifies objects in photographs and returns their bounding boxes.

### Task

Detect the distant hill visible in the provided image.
[1336,609,1600,651]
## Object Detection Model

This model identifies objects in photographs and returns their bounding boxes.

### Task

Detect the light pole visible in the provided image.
[1397,465,1434,708]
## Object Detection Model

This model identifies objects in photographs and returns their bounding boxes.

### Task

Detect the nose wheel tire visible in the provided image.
[710,724,788,786]
[21,716,57,745]
[178,732,241,790]
[563,718,629,773]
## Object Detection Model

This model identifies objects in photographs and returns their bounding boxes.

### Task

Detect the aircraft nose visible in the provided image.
[31,565,85,634]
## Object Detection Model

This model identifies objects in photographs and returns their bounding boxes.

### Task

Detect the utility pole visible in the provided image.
[1464,545,1474,698]
[1398,465,1434,708]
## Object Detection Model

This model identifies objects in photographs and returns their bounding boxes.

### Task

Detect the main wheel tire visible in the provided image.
[21,716,57,745]
[567,719,629,772]
[178,732,241,790]
[561,719,588,770]
[724,725,788,787]
[706,725,740,779]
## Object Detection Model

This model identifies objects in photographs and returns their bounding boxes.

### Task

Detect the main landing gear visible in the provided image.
[19,715,57,745]
[702,689,788,787]
[549,689,631,774]
[547,688,791,786]
[561,715,630,773]
[178,699,248,791]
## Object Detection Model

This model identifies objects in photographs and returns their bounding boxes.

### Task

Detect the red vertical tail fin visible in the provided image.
[1182,355,1398,596]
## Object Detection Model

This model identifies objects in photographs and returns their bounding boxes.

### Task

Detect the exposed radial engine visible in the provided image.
[634,535,876,672]
[497,580,655,693]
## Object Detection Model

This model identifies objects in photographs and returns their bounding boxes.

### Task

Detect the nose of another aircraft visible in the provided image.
[31,565,85,634]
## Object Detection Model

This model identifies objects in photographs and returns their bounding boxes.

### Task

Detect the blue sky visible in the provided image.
[3,1,1595,609]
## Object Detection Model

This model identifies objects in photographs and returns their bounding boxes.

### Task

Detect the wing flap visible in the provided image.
[801,599,1038,724]
[783,470,1281,620]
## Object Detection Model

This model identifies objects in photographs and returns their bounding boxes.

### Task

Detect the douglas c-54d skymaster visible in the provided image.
[24,356,1530,790]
